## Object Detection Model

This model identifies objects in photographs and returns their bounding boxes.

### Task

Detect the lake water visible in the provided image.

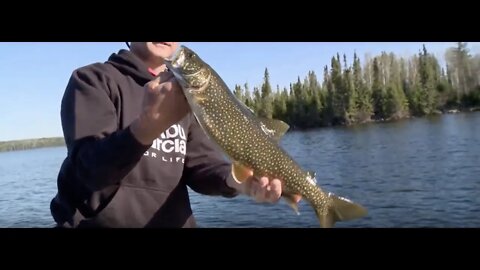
[1,112,479,228]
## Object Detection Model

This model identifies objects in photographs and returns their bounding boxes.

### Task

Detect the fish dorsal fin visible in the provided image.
[233,95,289,141]
[258,117,290,142]
[235,98,256,117]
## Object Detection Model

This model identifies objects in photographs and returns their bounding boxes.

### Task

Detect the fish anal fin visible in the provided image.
[258,118,290,142]
[282,193,301,215]
[231,162,253,183]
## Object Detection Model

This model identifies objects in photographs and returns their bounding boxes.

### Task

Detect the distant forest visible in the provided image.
[1,42,479,152]
[0,137,65,152]
[233,42,480,128]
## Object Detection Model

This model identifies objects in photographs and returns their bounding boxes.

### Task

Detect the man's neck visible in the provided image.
[147,65,168,76]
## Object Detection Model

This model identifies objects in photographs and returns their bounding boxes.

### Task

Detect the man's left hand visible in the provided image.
[226,168,302,204]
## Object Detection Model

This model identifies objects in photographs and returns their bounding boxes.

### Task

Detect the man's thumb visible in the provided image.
[145,77,162,95]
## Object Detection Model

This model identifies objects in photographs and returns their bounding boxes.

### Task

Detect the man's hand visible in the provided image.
[226,167,302,204]
[131,71,190,145]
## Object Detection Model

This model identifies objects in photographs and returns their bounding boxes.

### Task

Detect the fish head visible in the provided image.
[165,45,212,96]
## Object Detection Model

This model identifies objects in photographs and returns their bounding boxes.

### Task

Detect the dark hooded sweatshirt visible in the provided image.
[50,49,239,228]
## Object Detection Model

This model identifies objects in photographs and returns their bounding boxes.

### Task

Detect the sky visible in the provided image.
[0,42,479,141]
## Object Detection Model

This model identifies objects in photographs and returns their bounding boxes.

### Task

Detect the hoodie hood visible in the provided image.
[106,49,155,86]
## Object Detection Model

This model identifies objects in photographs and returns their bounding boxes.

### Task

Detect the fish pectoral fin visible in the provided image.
[258,118,290,142]
[231,162,253,183]
[307,171,317,184]
[193,95,207,103]
[282,193,301,215]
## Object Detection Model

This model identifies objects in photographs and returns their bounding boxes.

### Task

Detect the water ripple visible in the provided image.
[1,112,480,228]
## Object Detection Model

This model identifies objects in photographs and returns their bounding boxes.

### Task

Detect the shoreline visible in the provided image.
[1,108,479,153]
[276,107,480,131]
[0,137,65,153]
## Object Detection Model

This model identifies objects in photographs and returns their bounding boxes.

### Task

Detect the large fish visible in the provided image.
[164,45,367,228]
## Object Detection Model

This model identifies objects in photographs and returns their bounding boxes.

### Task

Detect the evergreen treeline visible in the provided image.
[2,43,479,152]
[0,137,65,152]
[233,42,480,129]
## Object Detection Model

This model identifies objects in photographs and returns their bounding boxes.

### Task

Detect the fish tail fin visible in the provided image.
[314,193,368,228]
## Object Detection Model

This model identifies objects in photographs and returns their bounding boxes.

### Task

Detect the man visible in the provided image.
[50,42,300,228]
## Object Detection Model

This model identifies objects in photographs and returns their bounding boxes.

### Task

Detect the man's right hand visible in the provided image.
[130,71,190,146]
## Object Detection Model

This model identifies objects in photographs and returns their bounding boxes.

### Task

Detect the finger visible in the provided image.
[250,181,265,202]
[147,73,175,95]
[145,79,173,98]
[255,186,267,203]
[145,77,162,95]
[157,70,174,82]
[267,179,282,203]
[245,177,256,196]
[258,177,268,188]
[252,177,268,202]
[264,186,276,203]
[249,181,258,198]
[159,81,174,95]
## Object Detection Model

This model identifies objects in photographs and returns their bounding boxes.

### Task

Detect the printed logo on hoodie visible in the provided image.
[143,124,187,163]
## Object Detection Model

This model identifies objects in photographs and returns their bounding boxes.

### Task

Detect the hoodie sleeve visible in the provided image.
[182,115,239,198]
[61,64,150,191]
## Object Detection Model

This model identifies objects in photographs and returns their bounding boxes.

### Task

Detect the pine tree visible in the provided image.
[243,82,253,109]
[259,68,273,119]
[331,55,345,124]
[416,44,439,114]
[372,57,387,119]
[252,86,262,115]
[384,52,409,120]
[233,84,243,102]
[353,52,371,123]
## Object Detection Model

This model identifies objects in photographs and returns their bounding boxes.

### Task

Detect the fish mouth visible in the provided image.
[164,45,184,69]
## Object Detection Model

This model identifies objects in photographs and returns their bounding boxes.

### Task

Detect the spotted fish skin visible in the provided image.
[165,45,367,228]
